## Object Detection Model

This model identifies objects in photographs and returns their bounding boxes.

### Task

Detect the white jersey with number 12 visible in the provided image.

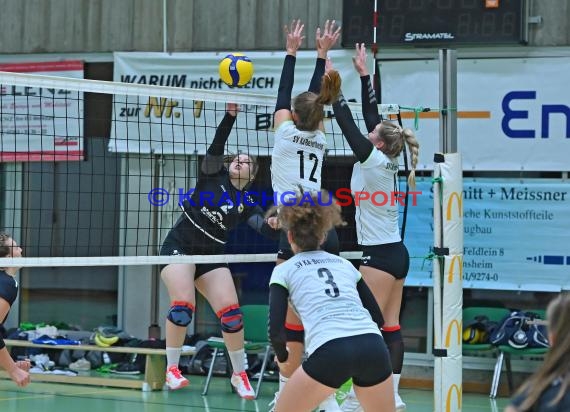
[271,121,326,204]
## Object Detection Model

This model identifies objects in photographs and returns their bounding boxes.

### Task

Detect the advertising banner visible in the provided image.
[380,57,570,171]
[0,61,84,162]
[110,51,368,155]
[407,178,570,291]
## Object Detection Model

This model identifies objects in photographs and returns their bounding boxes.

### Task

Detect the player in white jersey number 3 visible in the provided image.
[267,191,395,412]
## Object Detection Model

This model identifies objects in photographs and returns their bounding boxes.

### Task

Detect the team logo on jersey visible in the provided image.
[200,206,226,230]
[361,255,371,264]
[220,199,234,215]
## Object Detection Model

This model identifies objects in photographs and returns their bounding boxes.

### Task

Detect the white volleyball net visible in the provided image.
[0,70,412,268]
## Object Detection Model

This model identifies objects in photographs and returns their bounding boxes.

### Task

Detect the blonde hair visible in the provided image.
[292,70,341,131]
[373,121,420,188]
[271,191,343,252]
[514,293,570,410]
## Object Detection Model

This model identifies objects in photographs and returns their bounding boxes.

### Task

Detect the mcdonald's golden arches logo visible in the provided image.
[445,319,462,347]
[446,191,463,221]
[447,255,463,283]
[446,383,462,412]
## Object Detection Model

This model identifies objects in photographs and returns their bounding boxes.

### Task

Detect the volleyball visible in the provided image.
[219,53,254,87]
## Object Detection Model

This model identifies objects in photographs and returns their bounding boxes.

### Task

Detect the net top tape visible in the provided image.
[0,71,401,115]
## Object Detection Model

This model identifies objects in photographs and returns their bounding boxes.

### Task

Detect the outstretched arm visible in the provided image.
[268,283,290,362]
[308,20,341,93]
[274,20,305,129]
[332,95,374,163]
[201,103,238,175]
[353,43,381,132]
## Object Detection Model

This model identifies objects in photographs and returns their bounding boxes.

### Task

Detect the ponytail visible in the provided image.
[292,70,341,131]
[403,129,419,189]
[317,70,341,106]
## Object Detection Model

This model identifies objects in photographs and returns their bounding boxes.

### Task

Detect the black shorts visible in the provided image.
[159,215,228,278]
[277,227,340,260]
[303,333,392,388]
[360,241,409,280]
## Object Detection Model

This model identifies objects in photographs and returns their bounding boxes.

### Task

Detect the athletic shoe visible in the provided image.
[339,391,363,412]
[395,392,406,410]
[268,391,279,412]
[165,365,189,390]
[230,371,255,400]
[317,393,343,412]
[69,358,91,372]
[110,363,141,375]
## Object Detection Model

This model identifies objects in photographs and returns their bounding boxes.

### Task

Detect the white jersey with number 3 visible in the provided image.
[271,121,326,204]
[269,250,381,356]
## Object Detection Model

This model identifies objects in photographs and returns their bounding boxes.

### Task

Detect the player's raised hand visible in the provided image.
[316,19,341,58]
[352,43,369,76]
[226,103,239,117]
[284,19,305,55]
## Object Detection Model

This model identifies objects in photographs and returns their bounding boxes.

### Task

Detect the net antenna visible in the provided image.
[372,0,381,103]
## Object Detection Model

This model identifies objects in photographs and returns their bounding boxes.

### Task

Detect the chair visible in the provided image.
[462,307,511,354]
[489,309,549,399]
[201,304,271,399]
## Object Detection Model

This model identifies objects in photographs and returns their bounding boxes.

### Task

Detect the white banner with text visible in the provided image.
[406,178,569,291]
[0,60,84,162]
[110,51,367,155]
[380,57,570,171]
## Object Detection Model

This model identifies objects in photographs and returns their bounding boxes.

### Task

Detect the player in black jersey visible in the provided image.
[0,232,31,387]
[159,103,279,399]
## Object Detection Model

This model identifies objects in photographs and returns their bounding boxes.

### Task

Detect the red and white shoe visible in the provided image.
[231,371,255,400]
[165,365,189,390]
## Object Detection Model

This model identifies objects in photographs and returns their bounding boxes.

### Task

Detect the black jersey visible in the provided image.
[0,270,18,324]
[180,167,263,243]
[172,110,277,246]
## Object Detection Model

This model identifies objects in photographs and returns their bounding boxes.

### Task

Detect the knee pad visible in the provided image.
[285,323,305,343]
[217,305,243,333]
[167,301,195,326]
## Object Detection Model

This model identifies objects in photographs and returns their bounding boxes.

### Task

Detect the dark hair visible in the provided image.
[292,70,341,131]
[514,293,570,410]
[224,153,259,180]
[0,232,12,257]
[272,191,343,252]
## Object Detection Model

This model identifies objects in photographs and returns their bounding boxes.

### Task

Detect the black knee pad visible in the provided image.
[285,325,305,343]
